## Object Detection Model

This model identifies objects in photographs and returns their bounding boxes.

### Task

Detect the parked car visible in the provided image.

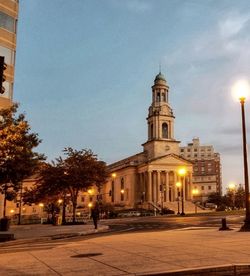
[118,210,141,218]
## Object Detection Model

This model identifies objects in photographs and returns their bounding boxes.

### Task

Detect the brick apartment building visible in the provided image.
[180,138,222,202]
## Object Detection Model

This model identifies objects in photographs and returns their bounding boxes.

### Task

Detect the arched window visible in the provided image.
[162,123,168,138]
[151,124,154,139]
[162,93,166,102]
[157,92,160,102]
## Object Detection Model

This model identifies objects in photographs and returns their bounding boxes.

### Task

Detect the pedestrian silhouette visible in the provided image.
[91,204,100,229]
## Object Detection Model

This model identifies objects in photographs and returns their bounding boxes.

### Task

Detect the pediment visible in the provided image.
[149,154,192,167]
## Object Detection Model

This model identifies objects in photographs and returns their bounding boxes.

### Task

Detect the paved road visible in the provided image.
[0,214,244,254]
[106,214,244,233]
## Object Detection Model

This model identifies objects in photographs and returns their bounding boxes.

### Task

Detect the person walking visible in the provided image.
[91,204,100,229]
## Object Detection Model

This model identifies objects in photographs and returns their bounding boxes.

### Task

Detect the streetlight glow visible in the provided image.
[176,182,181,188]
[88,202,93,208]
[178,168,187,176]
[232,79,250,102]
[121,189,125,194]
[192,188,199,195]
[228,182,236,191]
[111,173,116,178]
[39,203,44,207]
[58,199,63,204]
[88,189,93,195]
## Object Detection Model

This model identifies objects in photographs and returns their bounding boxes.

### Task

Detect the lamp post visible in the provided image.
[232,80,250,231]
[176,182,181,215]
[228,182,236,210]
[192,188,199,214]
[178,168,187,216]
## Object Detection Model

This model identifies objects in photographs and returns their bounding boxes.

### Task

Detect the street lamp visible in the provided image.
[176,182,181,215]
[178,168,187,216]
[192,188,199,214]
[232,80,250,231]
[228,182,236,210]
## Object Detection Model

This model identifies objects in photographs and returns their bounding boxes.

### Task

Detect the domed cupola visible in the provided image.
[154,72,166,84]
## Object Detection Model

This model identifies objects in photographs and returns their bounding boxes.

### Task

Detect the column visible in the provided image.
[173,172,177,200]
[153,171,157,203]
[166,171,169,202]
[148,171,152,202]
[157,171,161,204]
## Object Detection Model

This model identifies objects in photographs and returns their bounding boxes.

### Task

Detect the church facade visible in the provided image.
[102,73,194,211]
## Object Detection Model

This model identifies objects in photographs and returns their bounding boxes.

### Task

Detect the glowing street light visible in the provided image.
[232,80,250,231]
[178,167,187,216]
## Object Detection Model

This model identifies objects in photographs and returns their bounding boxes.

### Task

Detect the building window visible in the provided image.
[157,92,160,102]
[194,148,197,152]
[0,46,15,65]
[81,196,85,202]
[181,148,184,152]
[0,11,15,33]
[162,123,168,138]
[162,93,166,102]
[111,180,114,202]
[201,186,204,190]
[208,186,211,190]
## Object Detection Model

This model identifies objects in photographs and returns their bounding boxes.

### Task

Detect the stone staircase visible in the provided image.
[140,201,210,214]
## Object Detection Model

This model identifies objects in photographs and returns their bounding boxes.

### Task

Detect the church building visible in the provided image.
[103,73,194,212]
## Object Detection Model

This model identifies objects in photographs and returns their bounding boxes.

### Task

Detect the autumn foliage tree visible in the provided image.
[0,103,45,217]
[25,148,108,223]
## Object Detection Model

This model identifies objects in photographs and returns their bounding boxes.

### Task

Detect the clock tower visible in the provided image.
[143,72,180,159]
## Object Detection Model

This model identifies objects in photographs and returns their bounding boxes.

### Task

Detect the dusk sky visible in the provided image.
[14,0,250,192]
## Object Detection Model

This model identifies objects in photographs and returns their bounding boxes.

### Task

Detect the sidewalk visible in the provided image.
[0,221,110,243]
[1,225,250,275]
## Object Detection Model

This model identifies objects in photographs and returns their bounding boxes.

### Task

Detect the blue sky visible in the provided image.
[14,0,250,191]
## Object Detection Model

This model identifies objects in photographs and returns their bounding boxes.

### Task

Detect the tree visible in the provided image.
[25,148,108,223]
[0,104,45,217]
[207,192,223,207]
[235,184,245,209]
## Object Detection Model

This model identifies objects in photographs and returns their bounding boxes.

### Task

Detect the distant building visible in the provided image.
[180,138,222,201]
[0,0,18,109]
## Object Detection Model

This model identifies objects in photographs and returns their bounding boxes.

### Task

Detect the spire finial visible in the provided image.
[159,62,161,74]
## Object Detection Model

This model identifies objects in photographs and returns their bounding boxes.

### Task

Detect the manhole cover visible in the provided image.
[71,253,102,258]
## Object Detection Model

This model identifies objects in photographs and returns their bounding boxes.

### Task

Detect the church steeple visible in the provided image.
[142,72,180,159]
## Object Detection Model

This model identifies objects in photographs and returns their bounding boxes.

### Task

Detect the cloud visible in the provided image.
[125,0,152,13]
[219,13,250,38]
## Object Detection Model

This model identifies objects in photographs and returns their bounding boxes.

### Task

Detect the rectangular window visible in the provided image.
[0,46,15,65]
[208,186,211,190]
[0,11,15,33]
[81,196,85,202]
[1,81,12,99]
[201,186,204,190]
